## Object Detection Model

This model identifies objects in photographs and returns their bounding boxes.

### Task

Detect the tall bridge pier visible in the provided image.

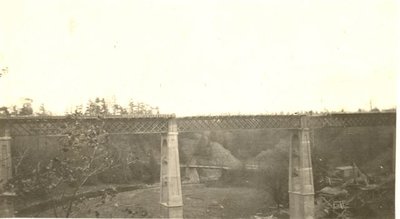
[289,117,315,219]
[160,118,183,218]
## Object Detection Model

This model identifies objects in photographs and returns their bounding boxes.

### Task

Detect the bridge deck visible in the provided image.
[180,164,262,170]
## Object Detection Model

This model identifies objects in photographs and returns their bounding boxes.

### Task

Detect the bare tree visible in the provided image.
[8,111,119,217]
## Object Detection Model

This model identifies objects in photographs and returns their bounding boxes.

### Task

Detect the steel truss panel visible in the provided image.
[307,112,396,128]
[177,115,302,132]
[0,115,172,136]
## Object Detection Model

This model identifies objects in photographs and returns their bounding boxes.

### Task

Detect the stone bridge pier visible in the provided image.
[288,118,315,219]
[0,126,15,217]
[160,118,183,218]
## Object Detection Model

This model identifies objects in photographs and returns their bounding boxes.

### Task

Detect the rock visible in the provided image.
[208,142,242,168]
[211,200,219,205]
[319,186,348,196]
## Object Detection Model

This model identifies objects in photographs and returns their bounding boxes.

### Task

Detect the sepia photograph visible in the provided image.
[0,1,397,218]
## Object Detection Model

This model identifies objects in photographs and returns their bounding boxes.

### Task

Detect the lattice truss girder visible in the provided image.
[0,112,395,136]
[177,115,302,132]
[0,117,170,136]
[307,113,396,128]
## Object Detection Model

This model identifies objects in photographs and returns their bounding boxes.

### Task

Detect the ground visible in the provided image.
[32,184,276,218]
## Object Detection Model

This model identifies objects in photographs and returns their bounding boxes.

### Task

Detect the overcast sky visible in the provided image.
[0,0,397,116]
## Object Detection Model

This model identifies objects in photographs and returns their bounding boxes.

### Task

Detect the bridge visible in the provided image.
[181,165,231,170]
[0,112,396,218]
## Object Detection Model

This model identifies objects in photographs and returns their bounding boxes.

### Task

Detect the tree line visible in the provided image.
[0,97,160,117]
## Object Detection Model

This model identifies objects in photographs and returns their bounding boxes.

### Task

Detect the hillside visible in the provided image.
[12,126,394,183]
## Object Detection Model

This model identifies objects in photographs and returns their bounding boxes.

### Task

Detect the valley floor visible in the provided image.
[32,184,277,218]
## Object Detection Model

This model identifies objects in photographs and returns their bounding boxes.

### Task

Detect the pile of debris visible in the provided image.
[315,163,394,218]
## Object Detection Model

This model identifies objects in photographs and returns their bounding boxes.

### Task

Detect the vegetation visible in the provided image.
[6,97,160,217]
[0,96,160,117]
[194,127,394,218]
[8,110,118,217]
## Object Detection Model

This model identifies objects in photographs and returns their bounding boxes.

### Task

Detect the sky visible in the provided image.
[0,0,397,116]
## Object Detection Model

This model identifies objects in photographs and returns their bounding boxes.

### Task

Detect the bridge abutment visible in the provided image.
[0,126,15,217]
[289,118,315,219]
[393,126,396,174]
[160,118,183,218]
